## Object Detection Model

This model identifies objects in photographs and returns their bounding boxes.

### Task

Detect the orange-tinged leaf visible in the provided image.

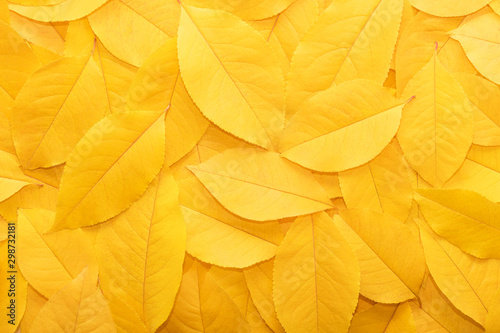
[54,111,165,230]
[281,80,406,172]
[96,167,185,332]
[89,0,179,67]
[415,188,500,259]
[274,212,360,333]
[188,147,332,221]
[339,142,413,221]
[12,56,109,169]
[451,11,500,84]
[29,267,116,333]
[178,176,281,268]
[17,208,97,298]
[417,219,500,327]
[398,49,473,187]
[286,0,403,120]
[178,4,285,151]
[335,209,425,303]
[127,38,209,165]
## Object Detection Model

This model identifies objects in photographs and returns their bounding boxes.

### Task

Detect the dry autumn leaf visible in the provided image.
[1,0,500,331]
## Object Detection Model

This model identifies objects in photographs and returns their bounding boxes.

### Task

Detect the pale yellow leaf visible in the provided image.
[491,0,500,14]
[93,41,138,115]
[453,73,500,146]
[398,49,473,187]
[182,0,297,20]
[281,80,406,172]
[444,145,500,202]
[286,0,403,120]
[54,111,165,230]
[0,151,40,202]
[0,184,57,221]
[161,256,251,333]
[12,56,109,169]
[410,0,491,17]
[178,176,281,268]
[188,147,332,221]
[9,12,65,54]
[339,142,413,221]
[418,219,500,326]
[0,21,41,98]
[96,167,185,332]
[88,0,178,67]
[416,189,500,259]
[244,259,285,333]
[274,212,360,333]
[178,4,285,151]
[19,286,48,333]
[29,267,116,333]
[127,38,209,165]
[8,0,110,22]
[334,209,425,303]
[17,208,97,298]
[451,11,500,84]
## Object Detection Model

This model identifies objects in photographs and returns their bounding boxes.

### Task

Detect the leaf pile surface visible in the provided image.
[1,0,500,332]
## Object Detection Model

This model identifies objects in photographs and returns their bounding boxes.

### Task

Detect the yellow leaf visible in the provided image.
[127,38,209,165]
[0,21,41,98]
[409,0,491,17]
[339,142,413,221]
[12,56,109,169]
[244,259,285,333]
[0,240,27,333]
[19,286,48,333]
[444,145,500,202]
[491,0,500,14]
[9,12,65,54]
[178,176,281,268]
[64,18,95,57]
[188,147,332,221]
[54,111,165,230]
[89,0,178,67]
[281,80,406,172]
[398,49,473,187]
[17,208,97,298]
[417,219,500,327]
[0,87,14,154]
[453,72,500,146]
[178,4,285,151]
[413,274,484,333]
[349,303,416,333]
[334,209,425,303]
[451,11,500,84]
[8,0,110,22]
[486,288,500,332]
[0,151,40,202]
[21,164,64,189]
[93,41,138,115]
[182,0,297,20]
[106,295,147,333]
[161,256,251,332]
[286,0,403,120]
[395,13,466,96]
[208,266,273,332]
[96,167,185,332]
[0,184,57,221]
[274,212,360,333]
[313,172,343,199]
[0,0,8,23]
[29,267,116,333]
[415,188,500,259]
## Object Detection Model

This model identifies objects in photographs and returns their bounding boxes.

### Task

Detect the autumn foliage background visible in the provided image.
[1,0,500,332]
